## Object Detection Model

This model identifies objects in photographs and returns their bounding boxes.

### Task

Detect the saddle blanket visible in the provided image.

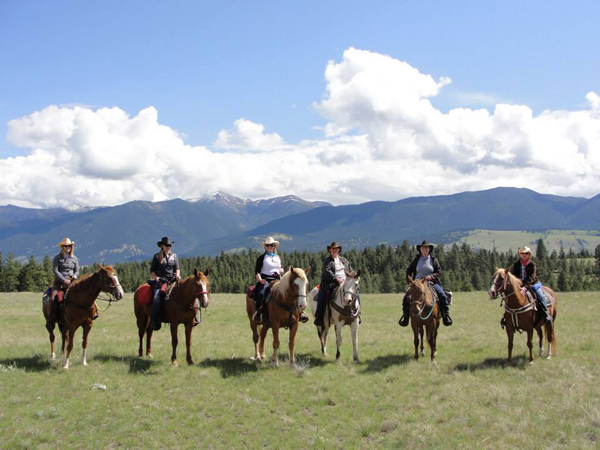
[137,284,153,305]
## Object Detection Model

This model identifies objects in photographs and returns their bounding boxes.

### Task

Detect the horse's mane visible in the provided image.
[271,268,308,297]
[69,265,115,291]
[505,270,523,292]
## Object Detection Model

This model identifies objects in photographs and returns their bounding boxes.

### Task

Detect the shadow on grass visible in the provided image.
[361,354,413,373]
[0,354,52,372]
[93,353,158,374]
[199,357,259,378]
[452,356,530,372]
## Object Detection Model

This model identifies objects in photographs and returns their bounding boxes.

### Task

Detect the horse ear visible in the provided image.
[194,268,199,278]
[305,266,310,274]
[356,270,361,278]
[204,268,210,277]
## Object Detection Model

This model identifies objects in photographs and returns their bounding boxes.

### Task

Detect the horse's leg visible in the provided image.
[506,326,514,363]
[81,323,91,366]
[288,321,299,367]
[351,319,359,363]
[259,324,268,362]
[428,324,436,363]
[334,321,343,361]
[185,322,194,365]
[170,322,179,366]
[46,321,56,361]
[419,326,425,356]
[146,327,154,358]
[270,324,280,367]
[320,324,329,356]
[412,322,419,360]
[536,325,544,357]
[251,322,261,361]
[137,313,148,357]
[63,326,75,369]
[526,328,534,364]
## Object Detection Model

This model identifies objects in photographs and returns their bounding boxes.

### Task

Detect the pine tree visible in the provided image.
[2,252,20,292]
[536,239,548,261]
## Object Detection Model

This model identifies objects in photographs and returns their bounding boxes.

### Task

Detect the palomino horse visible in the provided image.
[407,277,440,362]
[134,268,210,366]
[489,268,557,363]
[309,271,361,362]
[42,265,124,369]
[252,267,309,367]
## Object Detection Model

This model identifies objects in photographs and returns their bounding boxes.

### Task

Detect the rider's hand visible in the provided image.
[64,279,71,285]
[520,287,527,297]
[259,279,266,285]
[336,277,343,285]
[176,275,181,282]
[426,275,432,281]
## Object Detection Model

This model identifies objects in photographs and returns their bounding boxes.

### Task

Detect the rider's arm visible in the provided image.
[430,257,442,284]
[73,256,79,279]
[52,254,65,282]
[405,255,419,283]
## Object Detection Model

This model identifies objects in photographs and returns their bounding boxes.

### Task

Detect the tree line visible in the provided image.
[2,240,600,294]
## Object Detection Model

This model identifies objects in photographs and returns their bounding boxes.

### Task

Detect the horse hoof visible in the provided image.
[546,355,552,360]
[420,351,425,356]
[270,360,279,368]
[83,361,88,367]
[172,361,179,367]
[147,354,153,359]
[529,360,534,365]
[353,358,360,364]
[187,360,194,366]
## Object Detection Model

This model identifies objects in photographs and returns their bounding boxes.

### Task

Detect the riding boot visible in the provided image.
[314,288,327,327]
[537,297,553,329]
[398,293,410,326]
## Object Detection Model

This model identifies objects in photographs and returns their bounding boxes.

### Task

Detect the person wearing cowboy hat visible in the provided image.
[509,246,552,328]
[314,241,355,327]
[149,236,181,330]
[252,237,284,323]
[51,237,80,307]
[399,240,453,327]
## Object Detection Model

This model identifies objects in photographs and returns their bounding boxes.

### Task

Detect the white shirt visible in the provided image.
[334,257,346,281]
[261,254,282,276]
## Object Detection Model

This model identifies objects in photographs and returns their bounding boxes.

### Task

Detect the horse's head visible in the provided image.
[489,268,510,300]
[99,266,124,300]
[191,268,210,308]
[407,277,427,306]
[342,270,360,309]
[287,266,309,311]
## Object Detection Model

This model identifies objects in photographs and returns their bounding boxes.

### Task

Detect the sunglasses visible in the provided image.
[163,244,172,248]
[64,245,72,248]
[265,244,275,248]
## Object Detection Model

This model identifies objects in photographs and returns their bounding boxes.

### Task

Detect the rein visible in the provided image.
[411,282,437,320]
[271,293,306,329]
[330,288,360,319]
[497,273,534,331]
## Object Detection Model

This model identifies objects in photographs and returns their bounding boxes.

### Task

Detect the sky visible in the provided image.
[1,1,599,208]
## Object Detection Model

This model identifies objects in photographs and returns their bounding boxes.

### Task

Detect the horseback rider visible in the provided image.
[510,246,553,328]
[314,241,355,327]
[252,237,284,323]
[150,236,181,330]
[398,240,453,327]
[51,237,88,318]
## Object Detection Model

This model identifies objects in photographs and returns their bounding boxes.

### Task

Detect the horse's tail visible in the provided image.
[548,326,558,356]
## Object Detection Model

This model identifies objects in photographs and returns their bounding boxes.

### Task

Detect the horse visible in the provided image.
[42,265,124,369]
[134,268,210,366]
[309,271,361,362]
[251,267,309,367]
[407,276,440,362]
[488,268,558,363]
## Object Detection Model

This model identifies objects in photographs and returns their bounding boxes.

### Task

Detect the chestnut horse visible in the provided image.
[134,268,210,366]
[407,277,440,362]
[489,268,558,363]
[251,267,309,367]
[309,271,361,362]
[42,265,124,369]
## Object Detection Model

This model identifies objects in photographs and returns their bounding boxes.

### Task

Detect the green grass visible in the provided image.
[1,292,599,449]
[451,229,600,253]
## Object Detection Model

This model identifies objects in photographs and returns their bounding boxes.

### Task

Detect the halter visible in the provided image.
[330,281,360,319]
[409,281,437,320]
[493,271,534,331]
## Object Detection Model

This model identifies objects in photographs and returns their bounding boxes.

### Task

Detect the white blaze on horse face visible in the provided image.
[489,273,500,299]
[111,273,124,300]
[199,281,209,308]
[343,278,358,307]
[294,278,308,310]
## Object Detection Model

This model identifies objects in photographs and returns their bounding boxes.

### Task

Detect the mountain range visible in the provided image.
[1,187,599,264]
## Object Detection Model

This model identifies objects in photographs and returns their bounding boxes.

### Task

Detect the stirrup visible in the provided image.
[398,315,409,327]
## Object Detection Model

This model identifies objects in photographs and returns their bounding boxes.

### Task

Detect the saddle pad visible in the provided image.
[56,290,64,303]
[137,284,153,305]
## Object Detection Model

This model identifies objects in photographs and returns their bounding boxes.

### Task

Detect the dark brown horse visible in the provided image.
[42,265,124,369]
[134,268,210,366]
[489,268,558,363]
[250,267,309,367]
[407,277,441,362]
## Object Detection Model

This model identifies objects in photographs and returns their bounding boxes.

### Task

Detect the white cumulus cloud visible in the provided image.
[2,48,600,208]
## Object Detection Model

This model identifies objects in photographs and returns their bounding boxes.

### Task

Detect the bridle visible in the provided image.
[409,281,437,320]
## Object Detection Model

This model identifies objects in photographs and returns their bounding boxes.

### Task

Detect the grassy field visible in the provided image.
[1,291,599,449]
[450,229,600,253]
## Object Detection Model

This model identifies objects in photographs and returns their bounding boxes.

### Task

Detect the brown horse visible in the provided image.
[489,268,558,363]
[407,277,441,362]
[250,267,309,367]
[134,268,210,366]
[42,265,124,369]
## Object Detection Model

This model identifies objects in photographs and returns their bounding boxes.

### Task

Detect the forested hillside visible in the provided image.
[2,240,599,294]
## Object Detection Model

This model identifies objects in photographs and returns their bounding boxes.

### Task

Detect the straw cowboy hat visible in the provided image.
[58,238,75,248]
[262,236,280,250]
[327,241,342,252]
[416,240,434,252]
[519,246,532,255]
[157,236,175,247]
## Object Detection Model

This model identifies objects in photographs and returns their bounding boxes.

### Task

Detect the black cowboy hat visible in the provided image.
[327,241,342,252]
[157,236,175,247]
[416,240,434,252]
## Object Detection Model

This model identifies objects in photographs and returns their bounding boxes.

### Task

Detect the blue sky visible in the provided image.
[1,1,599,207]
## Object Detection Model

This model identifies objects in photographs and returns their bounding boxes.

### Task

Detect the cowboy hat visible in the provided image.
[262,236,280,250]
[519,246,532,255]
[327,241,342,252]
[157,236,175,247]
[58,237,75,248]
[416,240,434,252]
